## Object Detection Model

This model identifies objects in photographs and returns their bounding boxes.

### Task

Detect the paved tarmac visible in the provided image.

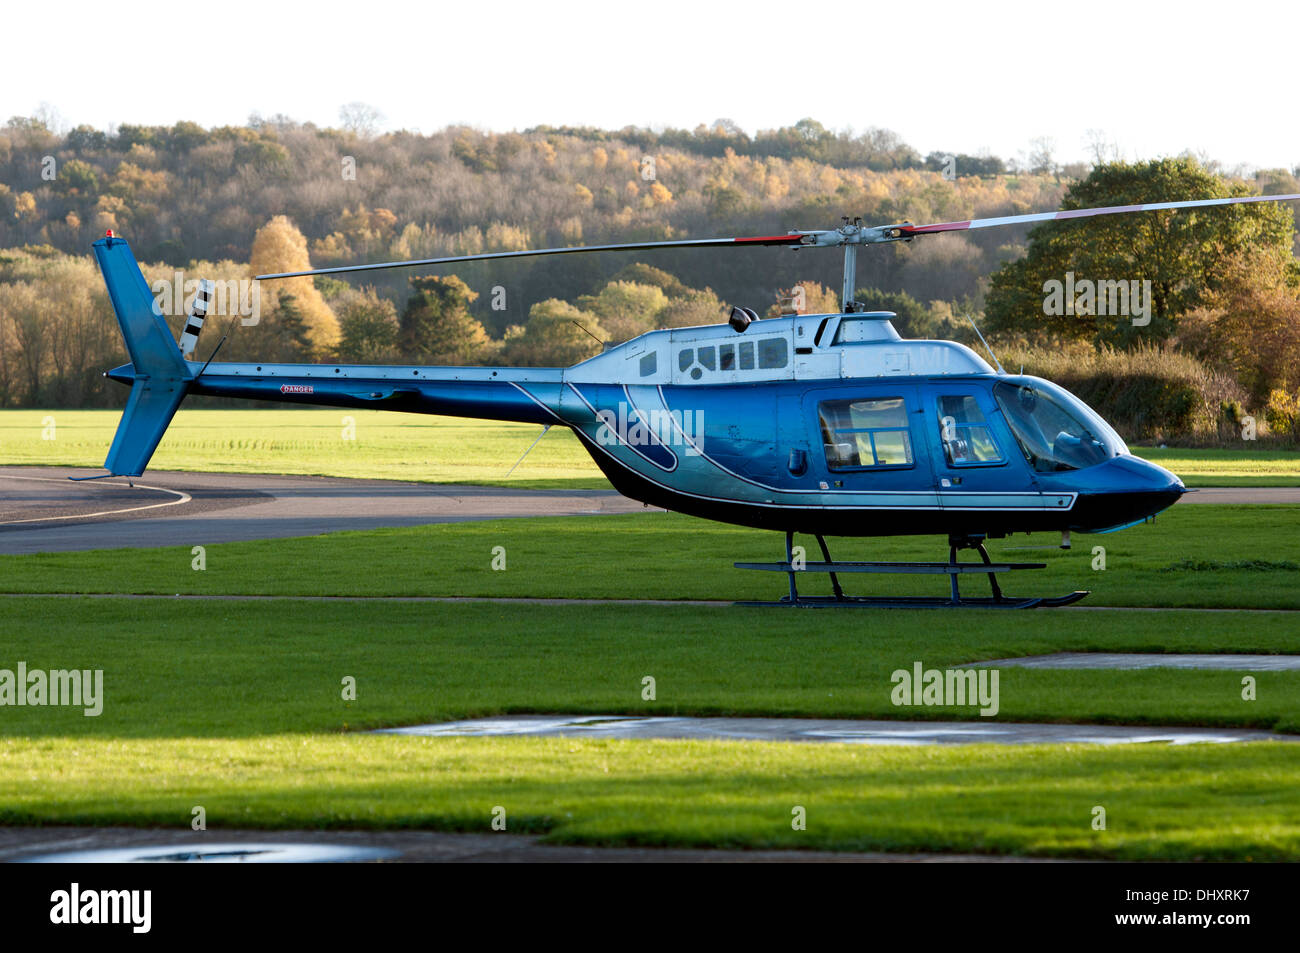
[0,467,1295,555]
[0,826,1069,864]
[975,652,1300,671]
[0,467,649,554]
[376,714,1297,746]
[1178,487,1300,504]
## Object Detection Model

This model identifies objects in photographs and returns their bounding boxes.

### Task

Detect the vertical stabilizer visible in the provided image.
[92,234,192,477]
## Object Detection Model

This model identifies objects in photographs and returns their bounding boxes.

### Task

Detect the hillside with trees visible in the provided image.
[0,114,1296,442]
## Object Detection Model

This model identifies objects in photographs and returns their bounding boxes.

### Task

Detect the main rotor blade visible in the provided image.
[894,193,1300,237]
[255,233,803,280]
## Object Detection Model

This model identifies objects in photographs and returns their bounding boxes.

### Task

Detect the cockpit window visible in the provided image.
[993,380,1116,472]
[819,397,913,469]
[937,395,1002,465]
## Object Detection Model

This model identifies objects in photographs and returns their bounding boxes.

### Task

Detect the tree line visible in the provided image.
[0,115,1297,440]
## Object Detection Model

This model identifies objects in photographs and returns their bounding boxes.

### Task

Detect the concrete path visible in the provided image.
[974,652,1300,671]
[0,826,1069,864]
[375,714,1297,746]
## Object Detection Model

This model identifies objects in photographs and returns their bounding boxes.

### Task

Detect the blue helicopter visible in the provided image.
[89,192,1298,608]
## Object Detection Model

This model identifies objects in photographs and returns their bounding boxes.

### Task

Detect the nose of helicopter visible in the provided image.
[1056,453,1187,532]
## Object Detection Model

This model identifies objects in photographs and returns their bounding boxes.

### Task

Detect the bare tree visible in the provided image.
[339,102,384,139]
[1083,129,1119,166]
[1026,136,1058,176]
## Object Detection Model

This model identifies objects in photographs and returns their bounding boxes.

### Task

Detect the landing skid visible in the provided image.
[734,532,1089,609]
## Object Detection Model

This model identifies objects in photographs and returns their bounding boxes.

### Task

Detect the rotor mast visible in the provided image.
[839,217,862,312]
[786,216,915,314]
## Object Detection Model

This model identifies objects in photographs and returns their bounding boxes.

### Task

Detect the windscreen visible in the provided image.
[993,379,1124,472]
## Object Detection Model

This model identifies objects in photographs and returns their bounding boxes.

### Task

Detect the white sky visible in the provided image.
[3,0,1296,171]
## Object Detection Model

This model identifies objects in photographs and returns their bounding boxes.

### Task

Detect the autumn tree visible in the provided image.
[399,274,493,364]
[1176,246,1300,405]
[985,158,1296,347]
[249,215,340,352]
[608,263,688,297]
[854,286,934,337]
[265,293,315,362]
[335,287,400,364]
[502,299,603,366]
[766,280,840,317]
[576,280,667,342]
[659,288,728,328]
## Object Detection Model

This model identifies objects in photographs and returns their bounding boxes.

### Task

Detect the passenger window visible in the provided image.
[640,352,657,377]
[758,338,788,369]
[738,341,755,370]
[678,348,694,372]
[697,346,716,371]
[819,397,913,470]
[937,395,1002,465]
[718,343,735,371]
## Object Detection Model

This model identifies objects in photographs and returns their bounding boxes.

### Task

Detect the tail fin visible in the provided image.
[93,235,192,477]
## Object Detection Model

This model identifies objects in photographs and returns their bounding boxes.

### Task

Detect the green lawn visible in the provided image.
[0,598,1296,737]
[2,408,1297,488]
[3,735,1296,860]
[0,408,607,489]
[3,426,1299,858]
[0,597,1297,859]
[2,506,1297,609]
[1133,446,1300,487]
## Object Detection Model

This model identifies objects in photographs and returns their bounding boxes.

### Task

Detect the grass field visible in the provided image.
[0,597,1297,859]
[2,407,1298,858]
[1,599,1297,736]
[2,506,1297,609]
[0,408,605,489]
[1134,446,1300,487]
[2,408,1298,488]
[1,497,1298,857]
[4,735,1296,860]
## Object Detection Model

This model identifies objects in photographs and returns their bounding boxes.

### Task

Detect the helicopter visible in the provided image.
[88,191,1299,608]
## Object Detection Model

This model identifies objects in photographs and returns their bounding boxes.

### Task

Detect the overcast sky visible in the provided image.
[4,0,1295,171]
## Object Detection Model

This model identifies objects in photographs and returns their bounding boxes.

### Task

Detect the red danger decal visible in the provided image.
[280,384,314,394]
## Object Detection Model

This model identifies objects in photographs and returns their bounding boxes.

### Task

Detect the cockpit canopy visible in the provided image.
[994,378,1127,472]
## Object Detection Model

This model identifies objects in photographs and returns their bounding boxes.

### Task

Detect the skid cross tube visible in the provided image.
[735,534,1089,609]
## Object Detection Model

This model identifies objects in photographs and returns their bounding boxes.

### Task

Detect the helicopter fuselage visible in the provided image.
[113,310,1184,540]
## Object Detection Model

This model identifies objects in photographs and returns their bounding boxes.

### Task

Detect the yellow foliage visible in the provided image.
[1264,389,1299,436]
[111,162,168,202]
[485,222,530,252]
[249,215,339,351]
[309,232,353,265]
[559,216,583,242]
